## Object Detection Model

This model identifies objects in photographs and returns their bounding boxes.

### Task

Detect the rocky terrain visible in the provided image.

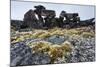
[10,5,95,67]
[10,26,95,66]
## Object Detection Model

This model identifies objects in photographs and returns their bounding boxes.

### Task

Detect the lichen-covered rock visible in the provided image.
[65,37,95,63]
[10,42,51,66]
[18,52,51,65]
[11,42,32,66]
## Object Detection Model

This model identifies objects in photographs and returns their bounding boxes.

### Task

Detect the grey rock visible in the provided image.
[65,37,95,63]
[46,35,65,44]
[11,41,51,66]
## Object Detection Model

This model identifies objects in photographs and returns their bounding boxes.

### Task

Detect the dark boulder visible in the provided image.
[23,9,38,29]
[11,20,23,30]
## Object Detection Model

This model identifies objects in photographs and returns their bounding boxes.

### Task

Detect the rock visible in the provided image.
[11,56,23,66]
[23,9,38,29]
[30,52,50,65]
[11,20,23,31]
[10,42,32,66]
[17,52,50,65]
[65,37,95,63]
[46,35,65,44]
[11,5,95,30]
[44,16,55,28]
[11,41,51,66]
[79,18,95,26]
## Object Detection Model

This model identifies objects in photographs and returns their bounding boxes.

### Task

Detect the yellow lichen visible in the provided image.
[82,32,95,38]
[66,29,82,35]
[27,41,72,63]
[11,27,95,43]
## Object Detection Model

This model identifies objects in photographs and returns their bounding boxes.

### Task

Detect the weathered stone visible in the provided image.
[11,41,51,66]
[46,35,65,44]
[79,18,95,26]
[23,9,38,29]
[11,20,23,30]
[65,37,95,63]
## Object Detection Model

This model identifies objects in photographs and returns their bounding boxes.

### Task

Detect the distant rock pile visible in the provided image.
[11,5,95,31]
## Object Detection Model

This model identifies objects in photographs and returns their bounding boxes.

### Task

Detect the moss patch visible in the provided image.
[27,41,73,63]
[11,27,95,43]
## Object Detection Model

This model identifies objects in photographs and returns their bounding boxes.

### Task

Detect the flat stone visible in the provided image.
[46,35,65,44]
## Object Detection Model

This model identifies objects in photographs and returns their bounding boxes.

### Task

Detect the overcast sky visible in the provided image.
[11,1,95,20]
